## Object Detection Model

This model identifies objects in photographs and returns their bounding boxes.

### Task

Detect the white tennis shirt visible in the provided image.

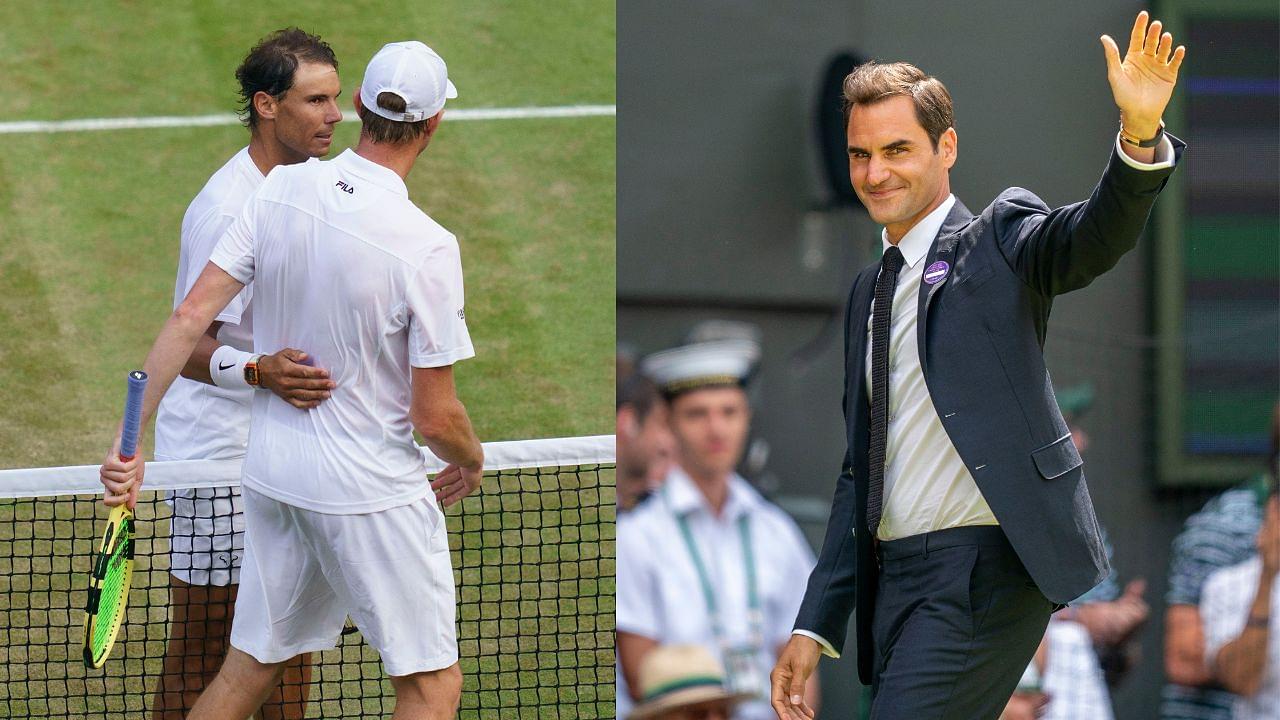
[209,149,474,514]
[154,147,262,462]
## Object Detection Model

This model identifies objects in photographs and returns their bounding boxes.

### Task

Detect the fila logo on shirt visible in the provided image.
[335,180,356,195]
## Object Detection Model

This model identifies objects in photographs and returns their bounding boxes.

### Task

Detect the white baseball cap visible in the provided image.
[360,41,458,122]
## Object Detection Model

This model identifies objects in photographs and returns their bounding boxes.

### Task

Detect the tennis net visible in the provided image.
[0,435,615,718]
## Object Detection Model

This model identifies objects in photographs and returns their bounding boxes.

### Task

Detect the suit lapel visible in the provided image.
[916,200,974,378]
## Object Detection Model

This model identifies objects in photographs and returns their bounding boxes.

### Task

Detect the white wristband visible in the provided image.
[209,345,257,389]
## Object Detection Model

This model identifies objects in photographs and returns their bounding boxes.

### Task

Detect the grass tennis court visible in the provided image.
[0,1,614,716]
[0,0,615,466]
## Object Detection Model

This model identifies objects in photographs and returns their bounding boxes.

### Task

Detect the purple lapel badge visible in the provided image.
[923,260,950,285]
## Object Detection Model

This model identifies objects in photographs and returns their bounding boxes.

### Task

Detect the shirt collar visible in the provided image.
[880,194,957,269]
[664,465,757,521]
[236,145,321,181]
[335,149,409,198]
[235,146,265,181]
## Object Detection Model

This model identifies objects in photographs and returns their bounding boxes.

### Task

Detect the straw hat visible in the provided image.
[628,644,755,719]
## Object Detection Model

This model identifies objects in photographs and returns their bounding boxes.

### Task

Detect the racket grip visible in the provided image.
[119,371,148,460]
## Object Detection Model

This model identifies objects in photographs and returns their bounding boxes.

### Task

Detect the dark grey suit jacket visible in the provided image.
[793,137,1186,683]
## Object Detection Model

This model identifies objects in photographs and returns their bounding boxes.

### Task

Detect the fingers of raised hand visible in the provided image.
[1143,20,1163,56]
[1156,32,1173,63]
[1169,45,1186,74]
[1127,11,1148,55]
[1100,35,1121,74]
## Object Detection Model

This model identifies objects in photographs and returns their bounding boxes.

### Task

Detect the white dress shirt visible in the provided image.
[616,467,816,720]
[1202,557,1280,720]
[864,194,999,541]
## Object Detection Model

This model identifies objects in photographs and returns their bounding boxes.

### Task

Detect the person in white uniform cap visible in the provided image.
[628,644,754,720]
[616,337,820,720]
[100,39,483,720]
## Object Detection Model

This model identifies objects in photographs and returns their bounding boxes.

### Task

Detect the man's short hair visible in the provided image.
[236,28,338,128]
[359,92,431,145]
[843,60,954,149]
[617,372,662,424]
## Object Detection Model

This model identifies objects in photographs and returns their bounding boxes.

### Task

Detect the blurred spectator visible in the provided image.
[617,361,675,512]
[1160,402,1278,720]
[1005,385,1147,719]
[627,644,753,720]
[616,337,818,720]
[1201,487,1279,718]
[1198,407,1280,720]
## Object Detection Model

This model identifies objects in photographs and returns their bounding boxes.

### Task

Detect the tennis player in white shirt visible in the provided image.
[101,41,483,720]
[151,28,341,719]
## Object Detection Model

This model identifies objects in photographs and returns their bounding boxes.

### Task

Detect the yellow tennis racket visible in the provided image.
[83,370,146,668]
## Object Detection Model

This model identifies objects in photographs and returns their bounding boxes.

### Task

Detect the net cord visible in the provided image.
[0,434,615,498]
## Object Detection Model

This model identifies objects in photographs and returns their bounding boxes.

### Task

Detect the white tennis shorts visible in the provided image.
[167,486,244,586]
[229,486,458,676]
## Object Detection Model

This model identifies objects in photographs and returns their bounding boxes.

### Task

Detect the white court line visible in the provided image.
[0,103,616,135]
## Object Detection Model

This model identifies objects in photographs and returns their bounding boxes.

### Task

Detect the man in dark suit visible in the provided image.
[770,12,1187,720]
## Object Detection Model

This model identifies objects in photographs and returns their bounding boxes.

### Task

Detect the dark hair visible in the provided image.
[359,92,432,145]
[236,28,338,128]
[843,60,954,149]
[617,372,661,423]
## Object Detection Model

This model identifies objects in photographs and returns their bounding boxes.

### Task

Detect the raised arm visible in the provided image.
[995,11,1188,297]
[1100,11,1186,164]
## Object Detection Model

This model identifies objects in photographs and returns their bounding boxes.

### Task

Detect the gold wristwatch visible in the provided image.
[244,354,265,387]
[1119,120,1165,148]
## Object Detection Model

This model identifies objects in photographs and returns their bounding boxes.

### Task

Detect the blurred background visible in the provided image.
[618,0,1278,716]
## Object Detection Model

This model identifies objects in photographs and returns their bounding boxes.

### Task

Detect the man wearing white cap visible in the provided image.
[617,338,819,720]
[100,39,482,720]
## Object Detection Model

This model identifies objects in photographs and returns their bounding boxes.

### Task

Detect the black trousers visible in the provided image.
[868,526,1053,720]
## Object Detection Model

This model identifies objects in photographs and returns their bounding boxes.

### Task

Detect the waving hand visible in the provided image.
[1100,11,1186,138]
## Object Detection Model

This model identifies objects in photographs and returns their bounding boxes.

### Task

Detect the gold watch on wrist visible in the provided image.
[244,354,265,387]
[1119,119,1166,149]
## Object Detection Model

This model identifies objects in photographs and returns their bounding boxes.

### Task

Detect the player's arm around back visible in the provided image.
[412,365,484,507]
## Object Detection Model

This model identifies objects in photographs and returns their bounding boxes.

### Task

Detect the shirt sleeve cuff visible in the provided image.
[792,630,839,659]
[209,251,252,285]
[409,344,475,369]
[1114,133,1176,171]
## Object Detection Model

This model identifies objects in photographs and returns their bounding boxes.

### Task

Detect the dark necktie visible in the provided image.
[867,245,904,537]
